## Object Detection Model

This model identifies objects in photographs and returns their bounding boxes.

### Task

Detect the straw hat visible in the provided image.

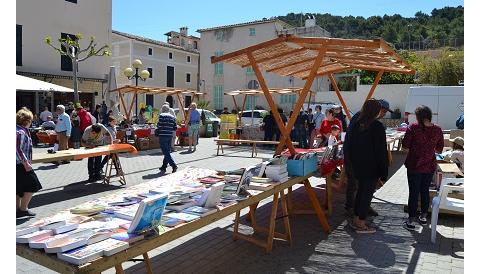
[449,136,464,148]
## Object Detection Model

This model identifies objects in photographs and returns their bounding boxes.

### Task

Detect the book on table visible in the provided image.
[197,182,225,208]
[182,206,217,217]
[16,229,53,244]
[248,182,274,191]
[110,232,144,244]
[39,221,67,231]
[16,226,39,237]
[57,238,129,265]
[127,193,169,234]
[164,212,201,222]
[160,216,186,227]
[52,223,79,234]
[44,229,95,253]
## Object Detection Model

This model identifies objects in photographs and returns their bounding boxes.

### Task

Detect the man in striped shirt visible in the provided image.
[157,105,178,174]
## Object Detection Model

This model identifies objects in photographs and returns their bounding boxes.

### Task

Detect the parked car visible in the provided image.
[173,108,221,125]
[238,110,268,126]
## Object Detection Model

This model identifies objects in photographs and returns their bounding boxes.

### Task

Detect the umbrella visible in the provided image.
[106,66,124,123]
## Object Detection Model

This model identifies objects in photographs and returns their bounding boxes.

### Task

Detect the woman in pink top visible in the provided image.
[402,105,444,230]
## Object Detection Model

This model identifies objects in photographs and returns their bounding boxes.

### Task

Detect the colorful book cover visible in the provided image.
[16,230,53,244]
[111,232,144,244]
[160,216,185,227]
[16,226,39,237]
[127,193,168,234]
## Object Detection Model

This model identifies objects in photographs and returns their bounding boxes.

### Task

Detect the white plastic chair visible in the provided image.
[431,178,464,243]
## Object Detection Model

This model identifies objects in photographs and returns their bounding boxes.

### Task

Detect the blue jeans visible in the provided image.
[160,136,176,169]
[407,171,433,218]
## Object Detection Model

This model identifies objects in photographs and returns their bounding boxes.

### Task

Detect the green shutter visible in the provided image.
[214,51,224,76]
[214,85,224,110]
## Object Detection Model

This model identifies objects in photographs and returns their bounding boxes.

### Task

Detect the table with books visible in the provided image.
[17,163,331,274]
[32,144,138,185]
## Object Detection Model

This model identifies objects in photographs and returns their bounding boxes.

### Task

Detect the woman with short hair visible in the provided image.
[402,105,444,230]
[16,107,43,218]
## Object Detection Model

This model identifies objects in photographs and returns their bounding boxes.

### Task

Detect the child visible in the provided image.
[70,119,82,149]
[328,124,341,146]
[443,136,464,173]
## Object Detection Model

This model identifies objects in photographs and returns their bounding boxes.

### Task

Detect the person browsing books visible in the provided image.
[402,105,444,231]
[347,99,388,234]
[443,136,464,173]
[328,124,341,146]
[319,108,342,147]
[186,103,200,152]
[81,123,113,182]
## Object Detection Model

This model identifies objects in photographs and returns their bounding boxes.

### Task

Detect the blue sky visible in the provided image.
[114,0,463,42]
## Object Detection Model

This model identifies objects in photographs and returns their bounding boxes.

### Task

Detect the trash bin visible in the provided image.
[205,122,213,138]
[212,121,219,137]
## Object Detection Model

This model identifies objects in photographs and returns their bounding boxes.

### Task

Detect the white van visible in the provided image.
[404,86,464,130]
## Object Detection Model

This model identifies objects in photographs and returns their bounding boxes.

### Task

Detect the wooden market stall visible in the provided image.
[109,85,203,123]
[211,34,415,156]
[225,87,315,125]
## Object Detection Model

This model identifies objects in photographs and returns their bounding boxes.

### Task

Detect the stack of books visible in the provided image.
[265,164,289,183]
[248,177,274,191]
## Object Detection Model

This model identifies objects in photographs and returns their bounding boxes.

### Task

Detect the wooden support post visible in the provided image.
[114,264,125,274]
[142,253,154,274]
[365,69,384,100]
[233,210,241,241]
[327,74,352,120]
[127,92,137,122]
[247,52,296,155]
[274,48,327,156]
[325,172,334,216]
[266,192,279,253]
[119,91,129,122]
[279,190,292,245]
[240,94,248,126]
[303,179,331,233]
[176,93,186,120]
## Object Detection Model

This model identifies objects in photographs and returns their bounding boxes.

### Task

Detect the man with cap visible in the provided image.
[157,105,178,174]
[343,98,393,217]
[333,105,348,131]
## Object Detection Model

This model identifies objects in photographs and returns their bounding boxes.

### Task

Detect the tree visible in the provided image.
[44,33,110,103]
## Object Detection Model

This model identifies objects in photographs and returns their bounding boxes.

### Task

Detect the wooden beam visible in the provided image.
[211,36,288,64]
[301,66,352,80]
[247,52,296,155]
[366,70,384,100]
[239,94,248,125]
[241,48,307,67]
[267,56,317,73]
[283,61,339,77]
[176,93,187,119]
[118,90,129,122]
[350,64,416,75]
[127,92,136,121]
[275,47,327,156]
[327,74,352,120]
[286,36,381,49]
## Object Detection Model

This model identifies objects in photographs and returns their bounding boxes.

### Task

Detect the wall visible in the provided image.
[111,33,199,114]
[313,83,415,116]
[16,0,111,79]
[199,21,330,112]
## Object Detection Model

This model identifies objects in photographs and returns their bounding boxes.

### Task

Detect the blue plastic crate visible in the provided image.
[287,156,318,177]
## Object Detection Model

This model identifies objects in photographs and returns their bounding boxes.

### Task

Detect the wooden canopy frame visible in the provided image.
[109,85,203,122]
[225,88,313,125]
[211,35,415,156]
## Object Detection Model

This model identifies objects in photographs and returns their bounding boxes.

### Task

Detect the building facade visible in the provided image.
[16,0,112,113]
[197,18,331,113]
[165,27,200,51]
[111,30,199,112]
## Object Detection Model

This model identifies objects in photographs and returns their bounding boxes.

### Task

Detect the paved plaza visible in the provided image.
[16,138,464,273]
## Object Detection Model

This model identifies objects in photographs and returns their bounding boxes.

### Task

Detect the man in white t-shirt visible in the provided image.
[39,106,53,122]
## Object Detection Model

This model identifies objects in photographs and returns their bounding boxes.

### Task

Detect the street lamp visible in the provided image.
[123,59,150,118]
[407,24,412,50]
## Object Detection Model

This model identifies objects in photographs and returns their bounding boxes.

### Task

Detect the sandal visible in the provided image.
[355,225,376,234]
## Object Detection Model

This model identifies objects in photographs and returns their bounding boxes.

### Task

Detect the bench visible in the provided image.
[214,139,298,157]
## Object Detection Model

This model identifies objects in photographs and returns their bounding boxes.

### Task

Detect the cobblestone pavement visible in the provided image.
[16,138,463,273]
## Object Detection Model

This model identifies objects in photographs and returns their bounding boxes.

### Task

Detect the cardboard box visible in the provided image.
[136,137,150,151]
[149,135,160,149]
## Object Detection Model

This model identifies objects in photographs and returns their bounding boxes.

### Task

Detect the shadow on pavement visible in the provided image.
[142,171,168,180]
[28,181,123,209]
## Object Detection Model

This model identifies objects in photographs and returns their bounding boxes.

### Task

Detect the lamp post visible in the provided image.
[123,59,150,118]
[407,24,412,50]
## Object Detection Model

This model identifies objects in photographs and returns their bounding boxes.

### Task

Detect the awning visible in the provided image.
[16,74,88,93]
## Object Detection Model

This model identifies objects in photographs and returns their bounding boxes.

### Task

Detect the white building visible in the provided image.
[16,0,112,113]
[197,17,331,113]
[111,30,200,112]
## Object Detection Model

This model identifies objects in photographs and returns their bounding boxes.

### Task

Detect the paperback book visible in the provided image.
[44,229,95,253]
[128,193,169,234]
[57,238,129,265]
[16,229,53,244]
[164,212,200,222]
